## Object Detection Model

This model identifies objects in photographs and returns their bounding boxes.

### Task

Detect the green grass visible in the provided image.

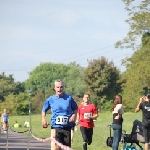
[7,112,144,150]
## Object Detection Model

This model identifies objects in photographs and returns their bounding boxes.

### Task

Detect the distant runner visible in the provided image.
[1,109,9,133]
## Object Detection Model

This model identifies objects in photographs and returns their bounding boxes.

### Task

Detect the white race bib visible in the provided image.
[56,116,68,125]
[84,113,92,119]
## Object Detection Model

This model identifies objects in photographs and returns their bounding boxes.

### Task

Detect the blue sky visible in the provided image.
[0,0,135,82]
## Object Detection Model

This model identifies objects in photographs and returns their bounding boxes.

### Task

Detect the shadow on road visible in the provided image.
[0,129,51,150]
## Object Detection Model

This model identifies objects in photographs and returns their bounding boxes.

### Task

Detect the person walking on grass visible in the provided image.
[42,79,78,150]
[76,93,98,150]
[112,95,124,150]
[1,108,9,133]
[135,93,150,150]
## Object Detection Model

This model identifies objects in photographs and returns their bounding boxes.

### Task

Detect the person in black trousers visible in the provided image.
[135,93,150,150]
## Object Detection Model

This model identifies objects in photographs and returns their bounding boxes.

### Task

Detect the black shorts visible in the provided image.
[80,126,93,145]
[51,126,71,147]
[71,126,75,130]
[143,126,150,143]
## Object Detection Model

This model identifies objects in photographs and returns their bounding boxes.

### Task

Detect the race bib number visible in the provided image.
[84,113,92,119]
[56,116,68,125]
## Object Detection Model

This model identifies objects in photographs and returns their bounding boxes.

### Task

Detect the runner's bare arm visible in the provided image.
[69,109,77,122]
[42,112,48,128]
[75,113,79,125]
[91,113,98,119]
[88,113,98,120]
[135,97,143,113]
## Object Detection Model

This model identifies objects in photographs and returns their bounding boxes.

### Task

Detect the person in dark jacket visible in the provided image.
[135,93,150,150]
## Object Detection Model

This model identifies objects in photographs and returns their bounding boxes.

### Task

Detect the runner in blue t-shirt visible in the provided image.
[1,109,9,132]
[42,79,78,150]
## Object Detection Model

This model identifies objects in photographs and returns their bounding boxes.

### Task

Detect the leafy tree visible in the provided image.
[0,94,15,114]
[25,62,86,98]
[64,62,86,97]
[120,33,150,111]
[0,72,24,102]
[114,0,150,111]
[25,62,69,91]
[116,0,150,50]
[32,90,45,114]
[0,93,29,115]
[84,56,121,108]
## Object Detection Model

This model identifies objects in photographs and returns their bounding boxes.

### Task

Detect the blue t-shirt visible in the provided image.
[3,113,8,122]
[42,93,78,128]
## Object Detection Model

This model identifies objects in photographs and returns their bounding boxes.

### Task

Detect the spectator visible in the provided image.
[135,93,150,150]
[24,121,30,128]
[111,95,124,150]
[14,121,19,128]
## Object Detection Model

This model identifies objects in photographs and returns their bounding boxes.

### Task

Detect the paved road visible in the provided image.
[0,128,51,150]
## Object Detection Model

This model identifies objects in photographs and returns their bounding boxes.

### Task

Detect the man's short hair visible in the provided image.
[54,79,64,86]
[84,93,90,97]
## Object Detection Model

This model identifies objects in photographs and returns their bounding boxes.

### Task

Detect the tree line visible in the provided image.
[0,0,150,115]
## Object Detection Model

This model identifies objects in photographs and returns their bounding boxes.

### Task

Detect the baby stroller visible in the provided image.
[121,119,144,150]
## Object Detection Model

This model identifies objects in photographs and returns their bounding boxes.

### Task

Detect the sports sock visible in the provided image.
[83,143,87,150]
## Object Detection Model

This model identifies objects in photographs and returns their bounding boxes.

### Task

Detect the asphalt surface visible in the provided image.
[0,128,51,150]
